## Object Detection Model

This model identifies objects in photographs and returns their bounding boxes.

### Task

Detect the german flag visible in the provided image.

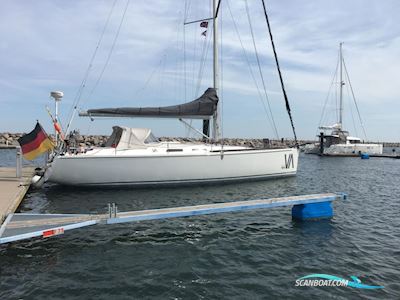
[18,122,54,160]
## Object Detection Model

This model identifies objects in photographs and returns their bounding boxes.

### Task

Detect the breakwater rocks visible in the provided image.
[0,132,398,148]
[158,137,301,148]
[0,132,304,148]
[0,133,23,147]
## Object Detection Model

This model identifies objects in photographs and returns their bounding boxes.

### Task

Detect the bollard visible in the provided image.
[16,146,22,178]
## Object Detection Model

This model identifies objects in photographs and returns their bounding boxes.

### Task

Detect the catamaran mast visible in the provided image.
[339,42,344,128]
[212,0,220,141]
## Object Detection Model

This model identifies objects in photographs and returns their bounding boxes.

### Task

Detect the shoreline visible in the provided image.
[0,132,399,148]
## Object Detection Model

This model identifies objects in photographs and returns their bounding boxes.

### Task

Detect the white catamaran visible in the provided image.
[305,43,382,156]
[42,0,299,186]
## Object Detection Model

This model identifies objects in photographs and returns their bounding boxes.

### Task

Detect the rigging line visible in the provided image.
[176,6,187,102]
[195,32,208,95]
[315,55,340,137]
[195,0,214,97]
[183,16,187,101]
[192,20,198,99]
[335,70,339,124]
[65,0,118,135]
[342,58,368,140]
[85,118,93,136]
[173,7,185,103]
[345,78,359,137]
[195,26,212,96]
[183,1,190,139]
[334,48,340,125]
[335,46,341,124]
[184,0,193,97]
[85,0,131,104]
[215,0,222,19]
[136,7,184,103]
[188,1,197,138]
[192,0,201,99]
[160,52,167,99]
[220,1,224,145]
[244,0,279,140]
[184,0,191,22]
[132,54,166,97]
[260,0,298,145]
[226,0,275,135]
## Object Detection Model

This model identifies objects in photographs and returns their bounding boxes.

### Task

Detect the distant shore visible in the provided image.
[1,132,399,148]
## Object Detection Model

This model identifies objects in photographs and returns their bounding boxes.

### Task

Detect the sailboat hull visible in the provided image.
[47,147,299,186]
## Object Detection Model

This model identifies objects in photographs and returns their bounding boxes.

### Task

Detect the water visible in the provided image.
[1,150,400,299]
[0,148,45,168]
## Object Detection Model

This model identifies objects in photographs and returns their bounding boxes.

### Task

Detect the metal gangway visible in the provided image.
[0,193,346,245]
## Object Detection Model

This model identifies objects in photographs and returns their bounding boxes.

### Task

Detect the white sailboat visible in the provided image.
[305,43,382,156]
[43,0,299,186]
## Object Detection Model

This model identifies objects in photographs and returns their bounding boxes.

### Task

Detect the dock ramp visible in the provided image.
[0,193,346,245]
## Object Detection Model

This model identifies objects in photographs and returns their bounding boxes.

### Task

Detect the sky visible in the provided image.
[0,0,399,141]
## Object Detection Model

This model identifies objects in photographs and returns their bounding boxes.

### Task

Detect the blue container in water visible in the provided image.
[292,201,333,221]
[361,153,370,159]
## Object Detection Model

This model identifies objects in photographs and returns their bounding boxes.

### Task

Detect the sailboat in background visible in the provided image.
[42,0,299,186]
[304,43,382,156]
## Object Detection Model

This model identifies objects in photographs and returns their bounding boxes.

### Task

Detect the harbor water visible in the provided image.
[0,149,399,299]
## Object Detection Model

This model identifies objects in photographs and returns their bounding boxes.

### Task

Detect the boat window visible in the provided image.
[105,127,123,148]
[144,132,159,144]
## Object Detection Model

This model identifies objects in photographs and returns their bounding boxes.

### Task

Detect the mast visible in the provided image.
[212,0,220,141]
[339,42,344,128]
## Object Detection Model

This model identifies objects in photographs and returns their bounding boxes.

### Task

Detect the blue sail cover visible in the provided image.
[82,88,218,119]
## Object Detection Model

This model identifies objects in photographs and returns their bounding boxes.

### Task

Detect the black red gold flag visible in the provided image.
[17,122,54,160]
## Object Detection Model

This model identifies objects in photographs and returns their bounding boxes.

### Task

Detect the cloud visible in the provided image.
[0,0,399,141]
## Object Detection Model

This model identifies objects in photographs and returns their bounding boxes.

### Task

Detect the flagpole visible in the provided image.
[55,98,58,145]
[50,91,63,147]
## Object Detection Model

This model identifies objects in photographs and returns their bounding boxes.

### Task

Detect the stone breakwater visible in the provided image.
[0,132,398,148]
[0,132,305,148]
[0,132,110,148]
[0,133,23,147]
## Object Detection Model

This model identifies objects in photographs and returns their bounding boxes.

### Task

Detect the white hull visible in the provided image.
[323,143,383,155]
[47,145,299,186]
[304,143,383,156]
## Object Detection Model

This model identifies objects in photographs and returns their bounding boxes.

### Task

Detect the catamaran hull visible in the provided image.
[47,148,299,186]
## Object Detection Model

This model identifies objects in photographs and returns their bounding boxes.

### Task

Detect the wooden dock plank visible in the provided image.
[0,167,35,224]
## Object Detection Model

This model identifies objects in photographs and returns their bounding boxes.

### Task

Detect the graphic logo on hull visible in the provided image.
[284,154,294,169]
